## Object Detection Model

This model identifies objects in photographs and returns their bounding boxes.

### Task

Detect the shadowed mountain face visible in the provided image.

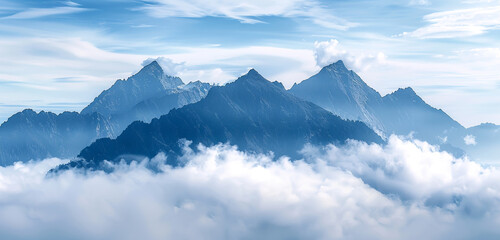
[0,110,114,165]
[55,69,383,171]
[290,61,466,148]
[81,61,184,117]
[377,87,464,143]
[118,80,211,128]
[81,61,212,135]
[0,61,211,166]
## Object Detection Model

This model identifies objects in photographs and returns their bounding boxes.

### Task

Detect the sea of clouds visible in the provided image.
[1,136,500,240]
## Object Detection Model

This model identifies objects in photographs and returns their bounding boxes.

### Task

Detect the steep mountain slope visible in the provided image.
[290,60,466,147]
[56,69,383,171]
[0,110,114,165]
[81,61,184,117]
[82,60,212,135]
[289,60,384,133]
[377,87,465,144]
[117,81,212,126]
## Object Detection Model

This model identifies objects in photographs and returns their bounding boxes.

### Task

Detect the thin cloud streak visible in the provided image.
[404,5,500,39]
[2,6,89,20]
[136,0,356,30]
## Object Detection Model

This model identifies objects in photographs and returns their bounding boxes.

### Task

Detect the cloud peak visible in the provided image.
[314,39,386,72]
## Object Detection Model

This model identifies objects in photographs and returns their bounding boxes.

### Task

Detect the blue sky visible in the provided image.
[0,0,499,126]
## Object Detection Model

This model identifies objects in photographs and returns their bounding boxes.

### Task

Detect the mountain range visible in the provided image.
[289,60,496,160]
[0,61,210,165]
[289,61,466,156]
[54,69,383,169]
[0,59,497,168]
[290,61,464,142]
[54,69,382,171]
[0,110,114,166]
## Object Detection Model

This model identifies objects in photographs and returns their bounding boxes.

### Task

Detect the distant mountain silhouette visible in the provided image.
[0,110,114,165]
[376,87,464,143]
[290,60,466,153]
[462,123,500,163]
[54,69,383,171]
[0,61,210,166]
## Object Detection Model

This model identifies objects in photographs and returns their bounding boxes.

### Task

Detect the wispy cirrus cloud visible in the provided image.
[409,0,431,6]
[137,0,356,30]
[2,6,88,20]
[64,1,81,7]
[403,5,500,38]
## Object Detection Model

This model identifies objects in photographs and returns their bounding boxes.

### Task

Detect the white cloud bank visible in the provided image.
[303,136,498,210]
[1,137,500,239]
